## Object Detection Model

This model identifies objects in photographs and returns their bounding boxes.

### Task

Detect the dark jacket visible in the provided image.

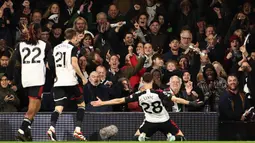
[219,90,249,121]
[83,82,113,112]
[0,87,20,112]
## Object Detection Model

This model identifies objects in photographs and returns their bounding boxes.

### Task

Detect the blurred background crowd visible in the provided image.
[0,0,255,123]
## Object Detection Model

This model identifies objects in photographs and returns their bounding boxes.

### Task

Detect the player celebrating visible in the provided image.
[47,28,87,141]
[91,72,203,141]
[7,23,52,141]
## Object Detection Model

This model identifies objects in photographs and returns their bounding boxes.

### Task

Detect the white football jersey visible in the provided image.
[53,41,78,86]
[126,89,170,123]
[19,40,47,88]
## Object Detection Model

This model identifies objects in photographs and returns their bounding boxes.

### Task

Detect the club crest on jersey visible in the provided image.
[130,95,133,99]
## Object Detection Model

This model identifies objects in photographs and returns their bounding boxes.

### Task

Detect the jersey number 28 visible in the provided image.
[141,101,163,114]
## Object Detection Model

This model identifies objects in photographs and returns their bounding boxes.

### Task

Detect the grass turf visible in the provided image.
[0,141,255,143]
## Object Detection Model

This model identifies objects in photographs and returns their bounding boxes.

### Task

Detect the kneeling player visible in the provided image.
[91,73,203,141]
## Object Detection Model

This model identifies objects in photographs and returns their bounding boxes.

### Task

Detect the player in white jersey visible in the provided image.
[6,23,52,141]
[91,73,203,141]
[47,28,88,141]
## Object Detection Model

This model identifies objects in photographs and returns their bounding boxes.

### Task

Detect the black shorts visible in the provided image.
[24,86,44,99]
[139,119,180,137]
[53,85,84,106]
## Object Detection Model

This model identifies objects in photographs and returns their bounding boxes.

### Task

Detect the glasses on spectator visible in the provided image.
[181,37,191,40]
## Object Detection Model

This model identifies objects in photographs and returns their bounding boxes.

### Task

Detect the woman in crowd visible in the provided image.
[0,74,20,112]
[42,3,60,23]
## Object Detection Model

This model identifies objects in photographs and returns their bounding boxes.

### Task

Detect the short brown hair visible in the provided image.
[64,28,76,40]
[142,72,153,83]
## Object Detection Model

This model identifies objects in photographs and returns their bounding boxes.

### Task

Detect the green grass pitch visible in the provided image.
[2,141,255,143]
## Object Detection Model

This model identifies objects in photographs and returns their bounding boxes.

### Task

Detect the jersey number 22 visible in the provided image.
[22,47,41,64]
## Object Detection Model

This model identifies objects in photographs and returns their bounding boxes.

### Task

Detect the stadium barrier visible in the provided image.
[219,121,255,140]
[0,112,218,141]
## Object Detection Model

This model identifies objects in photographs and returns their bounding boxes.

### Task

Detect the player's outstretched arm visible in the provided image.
[91,97,125,107]
[171,96,203,107]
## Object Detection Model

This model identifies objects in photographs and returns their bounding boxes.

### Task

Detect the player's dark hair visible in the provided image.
[65,28,77,40]
[25,23,41,45]
[142,72,153,83]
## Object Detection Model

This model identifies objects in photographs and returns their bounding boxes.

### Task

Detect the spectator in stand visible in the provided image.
[181,70,203,111]
[212,61,227,79]
[31,10,42,24]
[147,20,168,53]
[224,35,242,74]
[0,6,13,47]
[198,64,227,112]
[107,4,125,24]
[40,26,51,43]
[178,56,190,72]
[86,51,103,74]
[146,53,164,73]
[49,23,64,47]
[123,44,146,89]
[164,75,199,112]
[196,17,206,44]
[205,33,225,64]
[15,14,29,43]
[78,55,88,80]
[0,51,10,73]
[0,73,20,112]
[133,13,150,43]
[59,0,80,28]
[107,54,145,85]
[151,69,166,90]
[93,12,112,61]
[174,0,198,36]
[0,39,13,56]
[225,12,249,45]
[237,61,254,106]
[42,3,60,24]
[163,38,183,62]
[234,29,245,44]
[180,29,193,51]
[73,16,94,37]
[96,65,112,87]
[108,22,135,67]
[83,71,112,112]
[20,0,31,17]
[162,60,182,85]
[219,75,249,121]
[80,33,95,56]
[197,53,211,82]
[143,43,154,68]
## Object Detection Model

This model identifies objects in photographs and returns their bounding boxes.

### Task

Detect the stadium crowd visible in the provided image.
[0,0,255,123]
